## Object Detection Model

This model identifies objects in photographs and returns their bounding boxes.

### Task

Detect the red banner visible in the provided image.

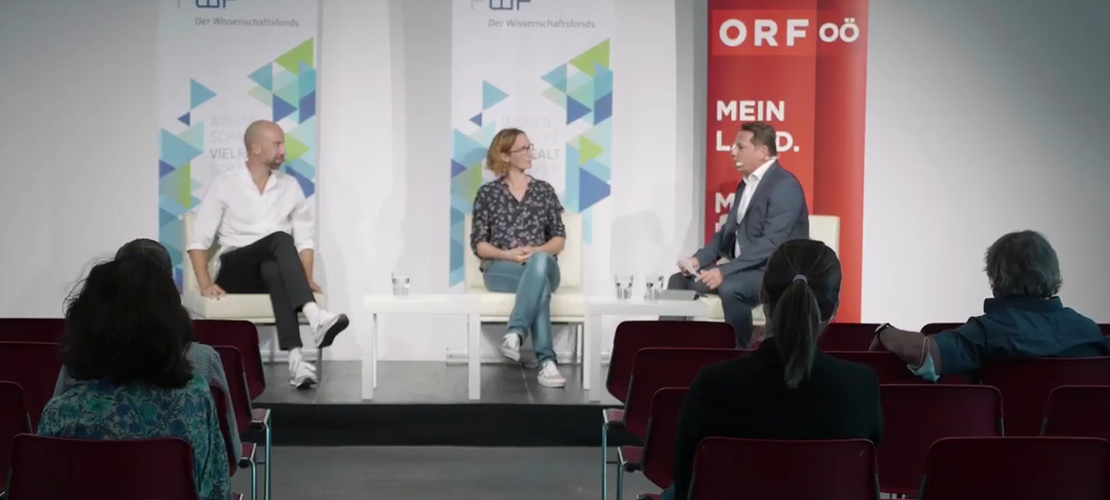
[706,0,868,322]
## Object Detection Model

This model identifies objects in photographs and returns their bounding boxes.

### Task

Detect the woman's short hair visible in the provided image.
[115,238,173,275]
[485,128,526,176]
[984,230,1062,299]
[62,255,194,388]
[761,239,842,388]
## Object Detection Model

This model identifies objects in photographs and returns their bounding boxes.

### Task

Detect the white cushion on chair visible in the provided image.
[463,212,585,323]
[181,212,324,321]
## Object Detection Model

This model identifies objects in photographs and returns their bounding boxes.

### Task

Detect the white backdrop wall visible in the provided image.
[1,0,1106,363]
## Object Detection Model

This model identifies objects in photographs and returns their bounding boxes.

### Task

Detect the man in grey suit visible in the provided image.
[669,121,809,347]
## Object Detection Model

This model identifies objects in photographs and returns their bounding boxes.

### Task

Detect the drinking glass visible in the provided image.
[391,272,410,298]
[614,275,634,302]
[644,275,665,302]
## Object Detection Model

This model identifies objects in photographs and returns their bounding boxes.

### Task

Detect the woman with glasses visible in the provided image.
[470,128,567,387]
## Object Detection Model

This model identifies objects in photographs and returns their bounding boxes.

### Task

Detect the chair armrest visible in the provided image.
[238,442,257,468]
[250,408,271,430]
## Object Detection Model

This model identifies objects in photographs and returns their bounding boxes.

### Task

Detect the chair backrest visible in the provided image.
[6,434,200,500]
[0,341,62,429]
[182,211,222,293]
[194,320,266,400]
[808,214,840,255]
[209,384,238,476]
[0,318,64,342]
[624,348,747,438]
[826,351,929,384]
[606,321,735,403]
[1101,324,1110,336]
[213,345,253,435]
[0,382,31,492]
[921,437,1110,500]
[878,385,1003,495]
[462,212,582,291]
[1043,385,1110,441]
[639,387,689,489]
[921,322,964,335]
[981,357,1110,436]
[817,323,881,351]
[688,438,878,500]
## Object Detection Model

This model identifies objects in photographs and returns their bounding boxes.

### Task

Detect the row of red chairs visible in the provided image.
[0,320,273,500]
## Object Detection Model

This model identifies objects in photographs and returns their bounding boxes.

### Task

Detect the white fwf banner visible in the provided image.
[449,0,615,288]
[158,0,319,287]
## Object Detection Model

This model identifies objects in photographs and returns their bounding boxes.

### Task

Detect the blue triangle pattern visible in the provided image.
[542,64,568,93]
[298,62,316,99]
[190,79,217,110]
[579,167,610,211]
[566,97,591,124]
[249,63,273,91]
[451,159,468,177]
[299,92,316,123]
[160,130,203,169]
[272,95,296,122]
[178,112,191,126]
[594,93,612,124]
[470,113,483,127]
[159,160,175,178]
[159,208,177,227]
[286,166,315,198]
[482,81,509,110]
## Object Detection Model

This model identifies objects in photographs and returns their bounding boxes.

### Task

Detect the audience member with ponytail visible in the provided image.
[661,239,882,500]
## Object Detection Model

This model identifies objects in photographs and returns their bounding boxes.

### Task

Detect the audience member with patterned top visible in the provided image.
[38,254,231,500]
[470,128,568,388]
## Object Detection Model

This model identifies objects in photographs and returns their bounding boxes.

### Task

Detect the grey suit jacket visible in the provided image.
[695,162,809,277]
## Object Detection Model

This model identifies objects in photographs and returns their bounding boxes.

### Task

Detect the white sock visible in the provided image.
[289,347,303,368]
[302,302,321,327]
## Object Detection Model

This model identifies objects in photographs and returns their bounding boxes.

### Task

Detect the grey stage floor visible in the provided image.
[255,360,622,406]
[232,446,655,500]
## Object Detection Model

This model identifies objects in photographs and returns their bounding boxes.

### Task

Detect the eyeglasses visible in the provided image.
[510,144,535,154]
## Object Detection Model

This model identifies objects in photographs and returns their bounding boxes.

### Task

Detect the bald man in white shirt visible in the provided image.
[187,120,348,389]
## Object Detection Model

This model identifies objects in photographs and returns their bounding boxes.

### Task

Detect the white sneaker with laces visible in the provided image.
[289,359,318,389]
[311,309,349,349]
[501,332,522,362]
[538,360,566,388]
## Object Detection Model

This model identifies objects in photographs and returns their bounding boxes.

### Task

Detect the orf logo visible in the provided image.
[471,0,531,10]
[195,0,236,9]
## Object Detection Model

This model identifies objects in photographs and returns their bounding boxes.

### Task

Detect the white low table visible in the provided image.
[360,294,482,401]
[584,296,711,402]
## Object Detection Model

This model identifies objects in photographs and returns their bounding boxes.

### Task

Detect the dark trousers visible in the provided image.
[666,267,762,348]
[215,232,315,350]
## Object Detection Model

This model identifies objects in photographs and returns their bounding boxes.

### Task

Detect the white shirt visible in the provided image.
[186,166,314,253]
[735,158,777,256]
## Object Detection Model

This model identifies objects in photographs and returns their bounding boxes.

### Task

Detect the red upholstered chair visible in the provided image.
[211,384,258,500]
[687,438,879,500]
[921,322,964,335]
[878,384,1003,495]
[0,381,32,494]
[214,345,272,500]
[6,434,199,500]
[816,323,882,351]
[981,357,1110,436]
[600,321,735,500]
[0,341,62,429]
[1043,385,1110,441]
[826,351,924,384]
[920,437,1110,500]
[193,319,267,400]
[0,318,64,342]
[1101,324,1110,336]
[620,388,688,500]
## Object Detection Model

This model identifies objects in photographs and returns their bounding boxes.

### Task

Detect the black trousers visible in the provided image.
[666,268,762,348]
[215,232,315,350]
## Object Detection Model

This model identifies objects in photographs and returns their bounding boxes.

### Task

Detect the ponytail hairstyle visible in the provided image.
[761,239,842,388]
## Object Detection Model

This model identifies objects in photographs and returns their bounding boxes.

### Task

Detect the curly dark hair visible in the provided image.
[115,238,173,275]
[62,254,194,388]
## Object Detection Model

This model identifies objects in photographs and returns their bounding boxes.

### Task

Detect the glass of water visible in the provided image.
[644,275,665,302]
[391,272,410,298]
[614,275,634,302]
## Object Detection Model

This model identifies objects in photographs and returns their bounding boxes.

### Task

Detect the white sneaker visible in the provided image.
[289,359,318,389]
[311,310,349,349]
[538,360,566,388]
[501,332,522,362]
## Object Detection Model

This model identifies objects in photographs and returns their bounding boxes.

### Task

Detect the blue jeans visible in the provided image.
[483,251,561,364]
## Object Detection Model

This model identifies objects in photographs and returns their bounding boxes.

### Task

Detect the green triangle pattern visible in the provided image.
[248,86,272,106]
[541,86,567,108]
[177,122,204,151]
[285,134,309,163]
[569,39,610,77]
[451,165,484,203]
[578,136,603,164]
[275,38,314,75]
[568,81,594,108]
[274,81,300,110]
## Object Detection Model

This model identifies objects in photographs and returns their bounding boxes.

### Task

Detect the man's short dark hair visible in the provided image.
[62,255,194,388]
[740,121,778,156]
[984,230,1063,299]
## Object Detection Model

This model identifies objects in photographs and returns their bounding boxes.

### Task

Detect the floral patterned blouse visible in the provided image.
[38,374,231,500]
[471,176,566,271]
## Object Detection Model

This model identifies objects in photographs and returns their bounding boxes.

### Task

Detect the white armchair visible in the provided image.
[181,212,325,360]
[463,212,587,361]
[701,214,842,324]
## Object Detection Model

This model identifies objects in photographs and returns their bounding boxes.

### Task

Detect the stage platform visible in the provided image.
[250,361,636,448]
